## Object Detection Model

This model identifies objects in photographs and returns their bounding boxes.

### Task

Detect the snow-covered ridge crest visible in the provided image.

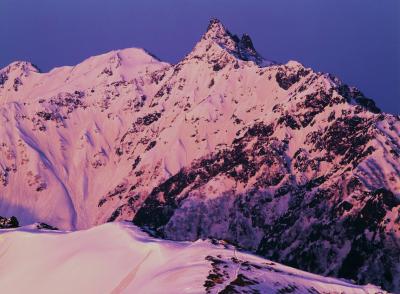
[0,222,387,294]
[0,47,169,103]
[3,61,40,74]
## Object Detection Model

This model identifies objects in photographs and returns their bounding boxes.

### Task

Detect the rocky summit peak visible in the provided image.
[204,18,233,42]
[200,19,272,67]
[206,18,225,32]
[207,18,221,28]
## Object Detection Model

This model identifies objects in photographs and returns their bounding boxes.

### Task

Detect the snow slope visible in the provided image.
[0,222,386,294]
[0,48,170,229]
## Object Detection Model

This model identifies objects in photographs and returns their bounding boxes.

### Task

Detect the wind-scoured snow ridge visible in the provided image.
[0,222,387,294]
[0,18,399,291]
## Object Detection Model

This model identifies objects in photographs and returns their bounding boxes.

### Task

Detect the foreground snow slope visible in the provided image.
[0,222,386,294]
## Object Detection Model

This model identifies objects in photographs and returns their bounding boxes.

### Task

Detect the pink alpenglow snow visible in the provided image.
[0,19,399,293]
[0,222,387,294]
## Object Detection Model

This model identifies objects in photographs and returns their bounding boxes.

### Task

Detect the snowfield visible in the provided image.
[0,222,387,294]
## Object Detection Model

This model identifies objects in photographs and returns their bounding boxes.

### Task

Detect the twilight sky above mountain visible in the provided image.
[1,0,399,113]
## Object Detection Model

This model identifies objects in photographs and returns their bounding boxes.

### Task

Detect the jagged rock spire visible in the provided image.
[200,18,273,67]
[203,18,237,48]
[239,34,256,52]
[206,18,225,33]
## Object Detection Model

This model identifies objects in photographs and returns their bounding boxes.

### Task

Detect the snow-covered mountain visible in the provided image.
[0,222,387,294]
[0,19,399,292]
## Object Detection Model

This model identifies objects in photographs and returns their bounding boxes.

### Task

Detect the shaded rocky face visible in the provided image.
[0,19,399,292]
[132,105,399,291]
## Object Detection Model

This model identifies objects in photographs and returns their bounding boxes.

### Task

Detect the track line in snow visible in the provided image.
[110,250,153,294]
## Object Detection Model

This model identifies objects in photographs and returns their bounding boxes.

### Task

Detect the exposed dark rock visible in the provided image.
[36,223,58,230]
[0,216,19,229]
[275,67,310,90]
[136,112,161,126]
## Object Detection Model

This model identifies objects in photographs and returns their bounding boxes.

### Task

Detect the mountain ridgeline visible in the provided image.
[0,19,399,291]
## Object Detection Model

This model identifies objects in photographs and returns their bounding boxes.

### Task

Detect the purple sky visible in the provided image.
[1,0,399,113]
